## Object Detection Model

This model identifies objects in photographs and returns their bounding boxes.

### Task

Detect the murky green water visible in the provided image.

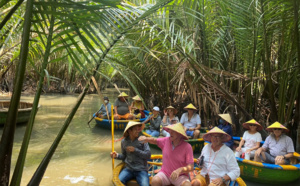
[1,90,300,185]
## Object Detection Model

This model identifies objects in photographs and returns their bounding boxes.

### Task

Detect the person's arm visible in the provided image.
[153,116,162,130]
[138,136,157,145]
[114,104,118,115]
[224,152,240,181]
[195,124,201,130]
[247,141,260,152]
[162,110,168,124]
[142,115,151,124]
[115,141,126,160]
[236,139,245,152]
[134,143,151,160]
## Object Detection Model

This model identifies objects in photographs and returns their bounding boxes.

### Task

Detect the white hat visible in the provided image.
[153,106,160,112]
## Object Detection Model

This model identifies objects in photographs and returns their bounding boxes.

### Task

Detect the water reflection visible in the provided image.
[1,91,299,185]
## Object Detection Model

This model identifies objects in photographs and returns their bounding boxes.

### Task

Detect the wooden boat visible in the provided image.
[112,154,246,186]
[94,110,150,130]
[233,136,300,184]
[0,101,39,125]
[141,130,205,153]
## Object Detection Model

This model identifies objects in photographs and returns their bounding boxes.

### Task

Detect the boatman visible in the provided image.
[96,96,111,118]
[114,92,134,120]
[110,121,151,186]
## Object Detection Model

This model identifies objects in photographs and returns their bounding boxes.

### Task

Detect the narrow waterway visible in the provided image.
[0,90,299,185]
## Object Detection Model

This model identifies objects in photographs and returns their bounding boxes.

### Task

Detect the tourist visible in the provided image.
[139,123,194,186]
[131,95,145,119]
[235,119,262,160]
[143,106,161,137]
[110,121,151,186]
[180,103,201,139]
[217,114,234,149]
[191,127,240,186]
[96,96,111,118]
[254,121,294,165]
[161,105,179,137]
[114,92,134,120]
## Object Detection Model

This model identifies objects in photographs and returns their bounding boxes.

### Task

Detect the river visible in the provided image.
[1,90,300,185]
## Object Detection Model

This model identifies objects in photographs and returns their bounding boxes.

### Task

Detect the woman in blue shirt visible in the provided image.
[217,113,234,149]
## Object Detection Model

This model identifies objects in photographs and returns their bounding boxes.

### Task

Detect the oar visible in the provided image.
[87,108,101,128]
[111,104,115,170]
[89,76,110,126]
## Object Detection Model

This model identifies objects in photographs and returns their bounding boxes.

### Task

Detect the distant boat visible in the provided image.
[94,110,150,131]
[0,101,39,125]
[233,136,300,184]
[112,154,246,186]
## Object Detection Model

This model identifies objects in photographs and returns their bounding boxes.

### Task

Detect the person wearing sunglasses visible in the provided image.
[254,122,294,165]
[235,119,262,160]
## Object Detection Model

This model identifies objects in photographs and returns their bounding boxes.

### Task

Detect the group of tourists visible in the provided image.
[107,92,295,186]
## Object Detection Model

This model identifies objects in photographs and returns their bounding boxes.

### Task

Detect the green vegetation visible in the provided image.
[0,0,299,185]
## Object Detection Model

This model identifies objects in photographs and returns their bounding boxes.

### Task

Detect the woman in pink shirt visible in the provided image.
[139,123,194,186]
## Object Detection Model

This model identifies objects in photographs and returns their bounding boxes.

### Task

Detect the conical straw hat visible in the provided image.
[163,123,189,140]
[132,95,142,101]
[118,92,129,98]
[123,121,145,137]
[218,114,232,125]
[203,127,231,142]
[165,106,178,115]
[184,103,197,110]
[266,121,289,133]
[242,119,263,131]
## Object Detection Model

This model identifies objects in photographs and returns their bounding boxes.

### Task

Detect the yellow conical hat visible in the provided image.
[163,123,189,140]
[242,119,263,131]
[203,127,231,142]
[184,103,197,110]
[132,95,142,101]
[118,92,129,98]
[266,121,289,133]
[123,121,145,137]
[218,114,232,125]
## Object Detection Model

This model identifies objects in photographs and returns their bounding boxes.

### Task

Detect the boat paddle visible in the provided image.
[111,104,115,170]
[87,76,110,128]
[87,108,101,128]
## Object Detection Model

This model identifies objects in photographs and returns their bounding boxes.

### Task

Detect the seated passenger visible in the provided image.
[110,121,151,186]
[180,103,201,139]
[217,114,234,149]
[235,119,262,160]
[143,106,161,137]
[139,123,194,186]
[114,92,134,120]
[131,95,145,119]
[191,127,240,186]
[161,105,179,137]
[254,121,294,165]
[96,96,111,118]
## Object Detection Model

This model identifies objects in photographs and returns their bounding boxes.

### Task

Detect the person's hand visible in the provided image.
[245,149,252,154]
[196,158,200,165]
[255,148,262,156]
[275,155,284,162]
[164,109,168,115]
[110,151,118,159]
[126,146,135,153]
[236,147,241,152]
[170,167,182,180]
[138,136,147,143]
[211,177,224,185]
